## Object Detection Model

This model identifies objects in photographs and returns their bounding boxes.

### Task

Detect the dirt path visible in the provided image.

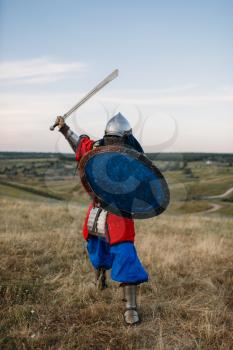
[199,185,233,214]
[204,203,223,213]
[203,186,233,200]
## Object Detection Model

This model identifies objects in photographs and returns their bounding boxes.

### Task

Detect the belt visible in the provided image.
[87,207,108,238]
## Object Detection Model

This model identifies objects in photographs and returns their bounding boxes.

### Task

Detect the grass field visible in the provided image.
[0,198,232,349]
[0,154,233,349]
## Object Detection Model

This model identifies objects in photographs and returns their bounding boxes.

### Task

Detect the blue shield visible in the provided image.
[79,146,170,218]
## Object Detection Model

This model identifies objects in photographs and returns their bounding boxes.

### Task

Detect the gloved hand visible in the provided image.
[55,116,65,129]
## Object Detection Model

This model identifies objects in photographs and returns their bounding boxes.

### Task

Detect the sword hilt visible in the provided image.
[50,115,65,131]
[50,122,59,131]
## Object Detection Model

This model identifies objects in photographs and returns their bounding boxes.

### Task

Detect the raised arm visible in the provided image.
[56,116,80,153]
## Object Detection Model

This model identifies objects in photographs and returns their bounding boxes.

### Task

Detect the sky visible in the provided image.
[0,0,232,153]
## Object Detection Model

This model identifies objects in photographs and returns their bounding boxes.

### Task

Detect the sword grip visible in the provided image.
[50,122,59,131]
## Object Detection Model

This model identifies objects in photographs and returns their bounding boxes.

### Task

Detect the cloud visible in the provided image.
[98,90,233,106]
[115,84,199,95]
[0,57,87,84]
[0,89,232,153]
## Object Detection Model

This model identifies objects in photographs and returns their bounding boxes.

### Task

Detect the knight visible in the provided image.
[56,113,148,325]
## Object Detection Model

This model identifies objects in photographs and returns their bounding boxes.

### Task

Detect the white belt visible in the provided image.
[87,207,108,238]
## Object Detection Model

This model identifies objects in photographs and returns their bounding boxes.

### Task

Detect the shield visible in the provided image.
[79,145,170,219]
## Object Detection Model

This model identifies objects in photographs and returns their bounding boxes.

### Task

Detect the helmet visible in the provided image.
[105,113,132,137]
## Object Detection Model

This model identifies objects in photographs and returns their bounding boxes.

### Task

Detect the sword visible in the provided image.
[50,69,119,131]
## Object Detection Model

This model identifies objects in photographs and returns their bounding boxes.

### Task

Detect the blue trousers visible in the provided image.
[87,236,148,284]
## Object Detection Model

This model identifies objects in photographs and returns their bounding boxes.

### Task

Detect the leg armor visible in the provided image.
[122,284,140,325]
[95,268,108,290]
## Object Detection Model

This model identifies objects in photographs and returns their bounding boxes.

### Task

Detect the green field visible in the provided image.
[1,152,232,216]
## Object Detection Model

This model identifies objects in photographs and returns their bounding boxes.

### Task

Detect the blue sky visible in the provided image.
[0,0,232,152]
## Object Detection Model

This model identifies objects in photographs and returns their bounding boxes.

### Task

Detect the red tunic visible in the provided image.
[76,136,135,245]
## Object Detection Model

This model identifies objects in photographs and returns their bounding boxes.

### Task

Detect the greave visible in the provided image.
[95,268,108,290]
[122,284,140,325]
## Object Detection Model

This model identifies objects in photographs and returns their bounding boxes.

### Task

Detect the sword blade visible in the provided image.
[63,69,119,120]
[50,69,118,130]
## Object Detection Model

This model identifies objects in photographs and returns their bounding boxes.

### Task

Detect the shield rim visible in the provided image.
[79,145,170,219]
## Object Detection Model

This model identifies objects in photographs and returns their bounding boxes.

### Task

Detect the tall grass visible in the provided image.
[0,198,232,349]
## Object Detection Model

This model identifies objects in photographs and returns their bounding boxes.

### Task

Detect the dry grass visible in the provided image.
[0,197,232,350]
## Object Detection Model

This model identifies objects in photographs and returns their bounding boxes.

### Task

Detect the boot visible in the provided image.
[122,284,140,325]
[95,268,108,290]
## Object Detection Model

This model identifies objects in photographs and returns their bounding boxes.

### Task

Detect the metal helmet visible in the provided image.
[105,113,132,137]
